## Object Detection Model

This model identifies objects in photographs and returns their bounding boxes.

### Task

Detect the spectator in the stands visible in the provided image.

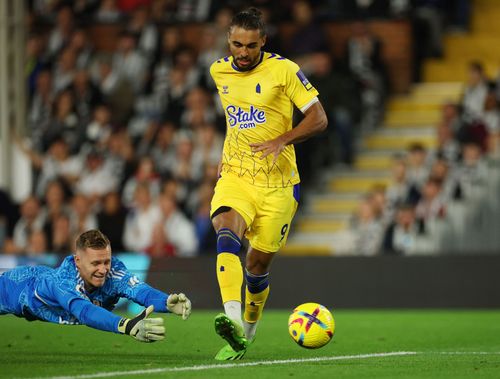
[191,180,216,252]
[84,104,113,149]
[29,69,54,152]
[435,120,461,166]
[15,137,82,198]
[352,197,384,256]
[197,24,226,89]
[411,0,446,59]
[383,203,425,255]
[113,31,148,94]
[462,61,489,123]
[161,66,191,126]
[104,130,135,186]
[68,28,95,69]
[212,6,233,53]
[368,185,392,226]
[49,90,84,154]
[308,52,361,166]
[123,183,161,252]
[439,102,462,134]
[386,156,411,211]
[406,142,430,193]
[160,175,180,201]
[11,196,45,253]
[165,131,204,205]
[429,157,458,200]
[285,0,328,64]
[181,87,217,129]
[175,0,211,22]
[145,222,176,257]
[150,0,176,23]
[126,5,159,63]
[47,213,72,254]
[26,33,45,97]
[97,191,127,252]
[137,121,177,177]
[151,26,182,93]
[69,193,97,237]
[0,190,18,248]
[95,56,134,125]
[136,26,181,121]
[95,0,123,22]
[70,69,103,128]
[52,48,77,93]
[192,123,223,168]
[25,230,49,256]
[122,156,162,208]
[75,149,118,203]
[454,141,489,199]
[41,180,70,243]
[46,5,74,59]
[340,0,391,19]
[345,21,387,131]
[483,91,500,155]
[415,177,446,221]
[152,193,198,257]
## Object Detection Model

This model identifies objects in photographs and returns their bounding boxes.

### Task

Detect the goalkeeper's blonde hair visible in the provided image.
[76,230,110,252]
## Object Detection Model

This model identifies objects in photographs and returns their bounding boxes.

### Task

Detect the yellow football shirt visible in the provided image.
[210,52,319,188]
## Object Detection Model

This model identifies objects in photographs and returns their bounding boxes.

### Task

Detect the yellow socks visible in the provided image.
[216,253,243,303]
[244,285,270,323]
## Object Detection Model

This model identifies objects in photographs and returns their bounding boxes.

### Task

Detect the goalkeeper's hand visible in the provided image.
[117,305,165,342]
[166,293,192,320]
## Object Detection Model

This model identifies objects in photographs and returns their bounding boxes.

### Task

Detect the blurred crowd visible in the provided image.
[351,60,500,256]
[0,0,473,257]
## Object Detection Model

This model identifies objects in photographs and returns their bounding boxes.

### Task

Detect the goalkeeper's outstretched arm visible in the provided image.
[39,280,165,342]
[73,299,164,342]
[111,259,192,320]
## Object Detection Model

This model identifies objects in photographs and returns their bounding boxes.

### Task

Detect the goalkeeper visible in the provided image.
[0,229,191,342]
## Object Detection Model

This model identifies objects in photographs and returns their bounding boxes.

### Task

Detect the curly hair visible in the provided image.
[230,7,266,36]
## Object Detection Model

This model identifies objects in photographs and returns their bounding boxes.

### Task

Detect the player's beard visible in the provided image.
[234,55,257,71]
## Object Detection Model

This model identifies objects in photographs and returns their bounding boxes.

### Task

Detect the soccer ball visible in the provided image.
[288,302,335,349]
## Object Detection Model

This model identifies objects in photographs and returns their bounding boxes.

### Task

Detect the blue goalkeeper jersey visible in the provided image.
[0,256,169,333]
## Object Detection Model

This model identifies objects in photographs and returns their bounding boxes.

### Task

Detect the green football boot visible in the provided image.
[214,343,248,361]
[214,313,248,355]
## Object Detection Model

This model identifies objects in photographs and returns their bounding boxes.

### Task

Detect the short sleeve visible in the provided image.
[280,59,319,111]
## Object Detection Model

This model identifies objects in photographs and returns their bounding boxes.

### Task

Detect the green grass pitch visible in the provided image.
[1,309,500,378]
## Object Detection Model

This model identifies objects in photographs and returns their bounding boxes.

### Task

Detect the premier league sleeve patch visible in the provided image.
[296,70,313,91]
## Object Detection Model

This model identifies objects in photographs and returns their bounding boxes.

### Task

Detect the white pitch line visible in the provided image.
[28,351,500,379]
[433,351,500,355]
[30,351,417,379]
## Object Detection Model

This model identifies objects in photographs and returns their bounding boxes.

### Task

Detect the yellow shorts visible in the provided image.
[210,174,299,253]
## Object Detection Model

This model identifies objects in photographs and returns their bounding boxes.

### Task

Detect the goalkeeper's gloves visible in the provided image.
[166,293,192,320]
[117,305,165,342]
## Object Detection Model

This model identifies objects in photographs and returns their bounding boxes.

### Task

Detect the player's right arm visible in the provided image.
[35,278,164,342]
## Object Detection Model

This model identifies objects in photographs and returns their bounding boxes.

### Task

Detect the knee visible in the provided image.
[245,260,271,275]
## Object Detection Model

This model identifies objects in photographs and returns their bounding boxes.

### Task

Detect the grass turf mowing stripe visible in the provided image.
[29,352,418,379]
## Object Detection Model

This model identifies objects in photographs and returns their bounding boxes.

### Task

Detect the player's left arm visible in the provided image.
[112,259,191,320]
[250,60,327,163]
[250,101,327,163]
